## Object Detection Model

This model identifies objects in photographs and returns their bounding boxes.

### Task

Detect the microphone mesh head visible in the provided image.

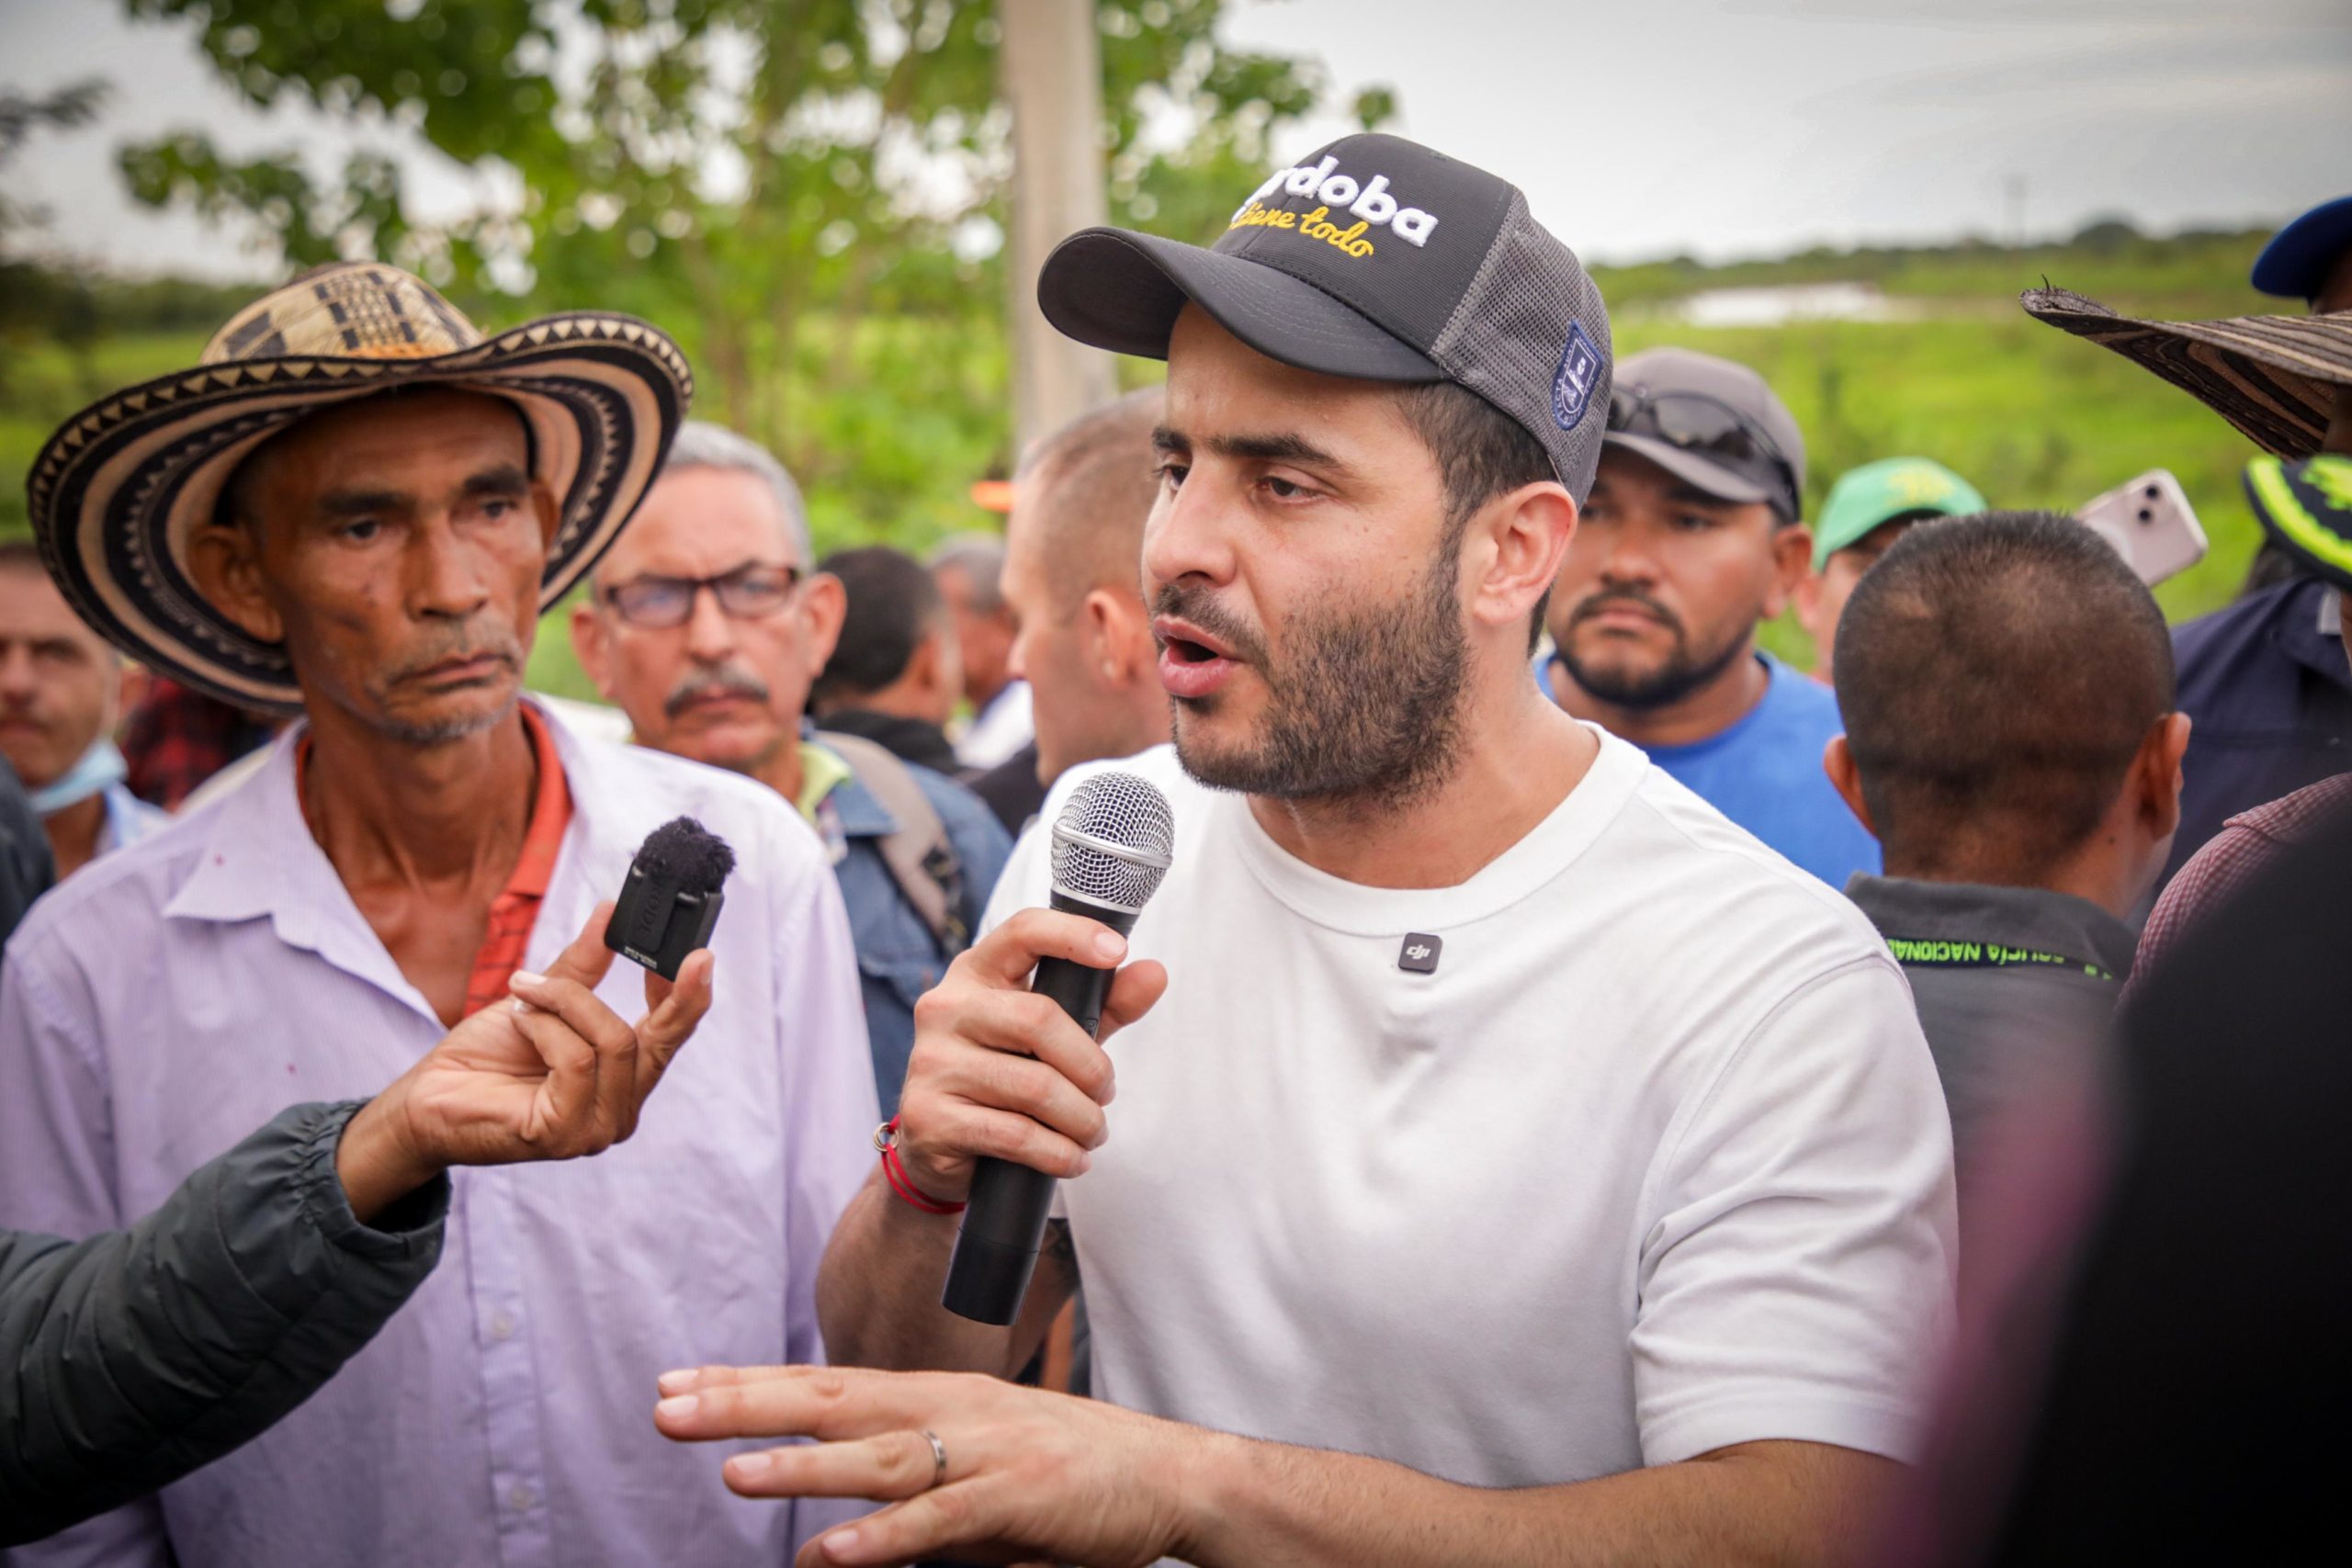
[1048,772,1176,913]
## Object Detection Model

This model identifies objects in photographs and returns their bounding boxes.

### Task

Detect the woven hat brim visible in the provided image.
[2020,287,2346,458]
[25,311,692,715]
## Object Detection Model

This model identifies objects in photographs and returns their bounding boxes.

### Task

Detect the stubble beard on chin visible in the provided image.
[352,622,528,746]
[1557,610,1750,713]
[1167,553,1469,814]
[359,686,519,747]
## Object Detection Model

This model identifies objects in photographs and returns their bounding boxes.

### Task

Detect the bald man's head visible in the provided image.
[1003,387,1171,784]
[1017,387,1163,611]
[1835,511,2177,884]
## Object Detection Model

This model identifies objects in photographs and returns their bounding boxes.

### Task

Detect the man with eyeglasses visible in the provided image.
[572,422,1009,1114]
[1542,347,1881,888]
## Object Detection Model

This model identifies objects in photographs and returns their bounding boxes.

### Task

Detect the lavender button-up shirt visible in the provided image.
[0,702,880,1567]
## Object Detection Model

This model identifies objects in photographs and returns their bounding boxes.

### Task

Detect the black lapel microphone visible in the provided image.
[942,772,1175,1325]
[605,817,735,980]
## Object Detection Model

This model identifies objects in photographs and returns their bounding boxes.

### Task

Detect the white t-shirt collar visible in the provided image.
[1222,723,1648,935]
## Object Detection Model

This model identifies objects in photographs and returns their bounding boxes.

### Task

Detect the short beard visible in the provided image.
[369,688,520,746]
[350,621,526,745]
[1556,592,1750,712]
[1162,543,1468,810]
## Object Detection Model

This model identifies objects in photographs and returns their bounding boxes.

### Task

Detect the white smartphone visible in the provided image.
[2077,468,2208,586]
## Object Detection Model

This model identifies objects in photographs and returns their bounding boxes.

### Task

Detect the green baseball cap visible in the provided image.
[1812,457,1988,570]
[2245,454,2352,594]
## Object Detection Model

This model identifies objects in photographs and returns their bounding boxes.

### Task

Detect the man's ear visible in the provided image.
[1081,588,1146,688]
[186,521,284,646]
[531,479,561,547]
[799,572,847,679]
[111,660,146,733]
[1472,483,1577,640]
[1762,524,1815,619]
[1791,567,1825,635]
[569,600,614,699]
[903,625,947,700]
[924,617,964,707]
[1824,734,1877,840]
[2139,711,2194,840]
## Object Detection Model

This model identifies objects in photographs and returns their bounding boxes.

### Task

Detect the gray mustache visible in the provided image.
[664,668,770,719]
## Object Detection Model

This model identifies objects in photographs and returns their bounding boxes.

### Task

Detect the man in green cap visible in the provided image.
[1793,457,1986,686]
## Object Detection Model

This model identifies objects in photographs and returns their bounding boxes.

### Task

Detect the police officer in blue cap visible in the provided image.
[2254,194,2352,314]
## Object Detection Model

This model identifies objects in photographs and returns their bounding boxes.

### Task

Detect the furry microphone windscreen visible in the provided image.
[605,816,736,979]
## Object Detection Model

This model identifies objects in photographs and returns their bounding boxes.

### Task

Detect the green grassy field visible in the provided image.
[3,227,2289,699]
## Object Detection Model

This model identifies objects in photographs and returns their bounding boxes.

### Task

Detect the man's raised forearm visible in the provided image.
[1176,1434,1888,1568]
[813,1170,1070,1375]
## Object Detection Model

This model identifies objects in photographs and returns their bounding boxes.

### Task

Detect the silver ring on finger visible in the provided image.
[919,1428,948,1491]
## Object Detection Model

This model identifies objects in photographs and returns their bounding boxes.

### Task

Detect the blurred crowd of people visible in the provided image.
[2,130,2349,1567]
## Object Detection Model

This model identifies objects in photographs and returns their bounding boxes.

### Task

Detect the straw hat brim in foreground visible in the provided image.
[2021,285,2346,460]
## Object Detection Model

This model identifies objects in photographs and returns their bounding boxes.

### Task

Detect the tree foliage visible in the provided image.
[113,0,1388,549]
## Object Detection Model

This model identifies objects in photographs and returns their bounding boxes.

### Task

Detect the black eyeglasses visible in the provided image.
[1607,388,1801,520]
[602,563,803,628]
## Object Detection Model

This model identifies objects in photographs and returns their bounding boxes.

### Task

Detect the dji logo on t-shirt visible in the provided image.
[1398,933,1443,974]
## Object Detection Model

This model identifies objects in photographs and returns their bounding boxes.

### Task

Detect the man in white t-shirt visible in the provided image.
[655,132,1957,1567]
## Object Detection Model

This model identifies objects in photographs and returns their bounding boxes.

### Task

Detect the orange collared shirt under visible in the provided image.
[296,704,575,1021]
[463,704,572,1018]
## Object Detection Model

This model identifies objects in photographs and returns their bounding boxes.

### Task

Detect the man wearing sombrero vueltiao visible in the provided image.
[0,265,880,1566]
[2024,195,2352,886]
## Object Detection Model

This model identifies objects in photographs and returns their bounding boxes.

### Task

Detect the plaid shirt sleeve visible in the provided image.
[119,680,274,811]
[2135,826,2273,990]
[2134,772,2352,992]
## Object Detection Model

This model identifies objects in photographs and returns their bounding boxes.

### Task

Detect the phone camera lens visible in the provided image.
[2136,508,2153,524]
[2144,486,2161,499]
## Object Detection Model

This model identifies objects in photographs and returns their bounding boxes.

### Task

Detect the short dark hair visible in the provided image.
[815,545,946,702]
[1835,511,2176,879]
[1391,381,1559,652]
[1016,387,1162,611]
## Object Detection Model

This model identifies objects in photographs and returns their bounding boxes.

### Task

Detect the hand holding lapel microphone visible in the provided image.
[942,773,1176,1325]
[605,818,735,979]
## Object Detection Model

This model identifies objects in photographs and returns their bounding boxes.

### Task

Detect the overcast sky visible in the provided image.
[3,0,2346,281]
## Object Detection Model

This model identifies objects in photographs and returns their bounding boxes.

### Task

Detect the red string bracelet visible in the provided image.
[874,1116,966,1215]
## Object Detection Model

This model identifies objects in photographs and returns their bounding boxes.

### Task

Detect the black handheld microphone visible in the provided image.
[605,817,735,980]
[941,772,1175,1325]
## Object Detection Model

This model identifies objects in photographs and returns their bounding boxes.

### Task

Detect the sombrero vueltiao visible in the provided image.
[2020,285,2348,458]
[25,262,693,714]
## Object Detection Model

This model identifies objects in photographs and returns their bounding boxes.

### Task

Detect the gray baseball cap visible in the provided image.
[1035,132,1615,502]
[1602,347,1806,520]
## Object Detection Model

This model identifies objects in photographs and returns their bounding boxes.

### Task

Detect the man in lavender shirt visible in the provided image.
[0,265,879,1567]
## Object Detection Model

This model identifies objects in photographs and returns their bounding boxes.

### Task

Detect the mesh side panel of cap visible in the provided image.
[1048,773,1176,912]
[1429,190,1613,502]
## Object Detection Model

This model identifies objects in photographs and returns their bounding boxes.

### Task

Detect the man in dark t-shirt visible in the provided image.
[1825,512,2186,1248]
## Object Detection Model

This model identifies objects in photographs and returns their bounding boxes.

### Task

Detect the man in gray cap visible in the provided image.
[1542,346,1880,888]
[663,132,1953,1568]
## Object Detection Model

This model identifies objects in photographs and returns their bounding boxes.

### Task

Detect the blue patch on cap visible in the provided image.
[1552,321,1602,431]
